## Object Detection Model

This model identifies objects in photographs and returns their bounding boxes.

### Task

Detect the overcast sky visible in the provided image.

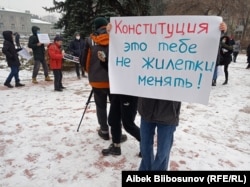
[0,0,62,17]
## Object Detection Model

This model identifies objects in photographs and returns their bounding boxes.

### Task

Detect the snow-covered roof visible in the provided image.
[0,7,29,14]
[31,18,51,25]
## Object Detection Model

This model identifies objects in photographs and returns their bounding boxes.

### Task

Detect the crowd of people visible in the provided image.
[1,25,90,90]
[1,18,247,171]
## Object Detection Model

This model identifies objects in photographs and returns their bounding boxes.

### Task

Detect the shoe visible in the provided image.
[32,78,38,84]
[212,80,216,86]
[45,76,53,81]
[222,81,228,85]
[4,82,13,88]
[102,143,121,156]
[82,75,87,78]
[120,134,127,143]
[55,89,63,92]
[98,129,110,140]
[60,86,66,89]
[15,83,25,87]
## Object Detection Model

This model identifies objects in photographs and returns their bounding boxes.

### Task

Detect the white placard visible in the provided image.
[18,48,33,61]
[63,53,79,63]
[37,33,50,44]
[109,16,222,105]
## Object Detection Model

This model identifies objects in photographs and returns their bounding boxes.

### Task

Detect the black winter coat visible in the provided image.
[2,30,22,67]
[69,38,85,57]
[219,36,233,66]
[247,44,250,57]
[28,26,45,61]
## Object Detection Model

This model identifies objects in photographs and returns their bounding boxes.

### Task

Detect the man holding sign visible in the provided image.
[28,26,52,84]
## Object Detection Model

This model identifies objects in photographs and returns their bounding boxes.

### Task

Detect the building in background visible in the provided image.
[0,7,61,39]
[0,8,31,37]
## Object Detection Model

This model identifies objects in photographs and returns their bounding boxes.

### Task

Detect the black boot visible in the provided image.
[98,129,110,140]
[222,80,228,85]
[102,143,121,156]
[212,79,216,86]
[15,82,25,87]
[4,82,13,88]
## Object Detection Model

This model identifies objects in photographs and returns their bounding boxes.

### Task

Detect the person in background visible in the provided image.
[232,40,241,63]
[229,36,235,46]
[219,35,233,85]
[69,32,86,79]
[2,30,25,88]
[28,26,52,84]
[246,44,250,69]
[47,36,65,92]
[14,32,21,49]
[212,33,229,86]
[138,22,227,171]
[81,17,126,142]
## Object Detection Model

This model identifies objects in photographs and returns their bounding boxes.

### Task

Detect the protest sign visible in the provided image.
[63,53,79,63]
[18,48,32,61]
[37,33,51,44]
[109,16,222,105]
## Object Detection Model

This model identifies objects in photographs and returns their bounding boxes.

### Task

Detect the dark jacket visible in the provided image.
[28,26,45,61]
[81,27,109,88]
[69,37,85,57]
[14,32,20,46]
[219,36,233,66]
[247,44,250,64]
[2,30,22,67]
[138,98,181,125]
[247,44,250,57]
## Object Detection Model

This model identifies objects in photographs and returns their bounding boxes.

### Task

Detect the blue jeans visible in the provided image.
[5,66,20,84]
[213,66,218,80]
[139,118,176,171]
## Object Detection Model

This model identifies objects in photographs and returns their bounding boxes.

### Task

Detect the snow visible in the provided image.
[0,54,249,187]
[0,7,27,14]
[31,19,51,25]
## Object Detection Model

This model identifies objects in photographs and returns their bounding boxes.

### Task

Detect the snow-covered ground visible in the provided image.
[0,54,249,187]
